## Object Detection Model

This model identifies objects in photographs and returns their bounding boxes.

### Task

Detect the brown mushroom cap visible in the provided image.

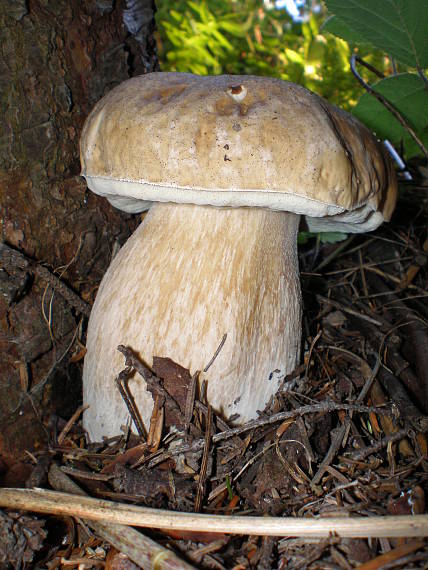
[81,72,396,231]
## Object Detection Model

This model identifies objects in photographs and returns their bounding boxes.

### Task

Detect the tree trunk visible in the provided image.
[0,0,158,480]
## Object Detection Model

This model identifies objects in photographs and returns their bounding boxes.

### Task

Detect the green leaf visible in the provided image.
[211,29,234,51]
[306,35,326,63]
[297,232,312,245]
[219,20,247,37]
[297,231,348,245]
[322,15,369,45]
[169,10,184,23]
[353,73,428,157]
[285,48,303,64]
[320,232,348,244]
[324,0,428,67]
[187,1,209,23]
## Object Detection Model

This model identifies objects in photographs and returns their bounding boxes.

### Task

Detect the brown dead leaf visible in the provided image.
[387,486,425,516]
[18,362,29,392]
[416,432,428,456]
[101,444,147,475]
[69,347,87,363]
[147,395,164,452]
[112,464,195,506]
[152,356,193,426]
[356,540,425,570]
[276,418,295,438]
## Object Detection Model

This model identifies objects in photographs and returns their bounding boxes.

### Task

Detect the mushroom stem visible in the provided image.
[83,203,301,440]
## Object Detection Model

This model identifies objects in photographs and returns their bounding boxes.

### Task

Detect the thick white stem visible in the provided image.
[83,203,301,440]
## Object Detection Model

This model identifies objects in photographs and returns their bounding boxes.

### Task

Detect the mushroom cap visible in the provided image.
[80,72,397,232]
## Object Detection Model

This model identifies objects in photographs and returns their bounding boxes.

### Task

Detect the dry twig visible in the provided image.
[47,464,196,570]
[1,486,427,538]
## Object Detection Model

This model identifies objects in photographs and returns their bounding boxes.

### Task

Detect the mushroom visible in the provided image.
[80,73,396,441]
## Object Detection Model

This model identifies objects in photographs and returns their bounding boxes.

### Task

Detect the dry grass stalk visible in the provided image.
[1,486,427,539]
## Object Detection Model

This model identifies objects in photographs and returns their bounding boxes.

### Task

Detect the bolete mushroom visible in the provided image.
[80,73,396,441]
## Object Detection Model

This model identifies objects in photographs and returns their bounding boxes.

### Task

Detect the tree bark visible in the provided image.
[0,0,158,477]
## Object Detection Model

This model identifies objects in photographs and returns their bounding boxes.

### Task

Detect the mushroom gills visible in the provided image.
[83,202,302,440]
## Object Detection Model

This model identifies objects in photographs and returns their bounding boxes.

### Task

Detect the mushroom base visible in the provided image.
[83,203,301,440]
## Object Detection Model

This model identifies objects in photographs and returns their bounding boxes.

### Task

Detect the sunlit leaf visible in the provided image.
[211,29,234,51]
[322,15,369,45]
[285,47,303,64]
[219,20,248,37]
[307,35,326,63]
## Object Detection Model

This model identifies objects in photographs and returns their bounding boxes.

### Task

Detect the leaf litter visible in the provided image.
[1,187,428,569]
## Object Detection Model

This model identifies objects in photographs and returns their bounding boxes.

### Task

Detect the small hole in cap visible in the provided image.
[227,85,247,102]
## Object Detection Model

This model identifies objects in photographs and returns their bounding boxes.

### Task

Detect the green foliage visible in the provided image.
[156,0,428,159]
[322,15,371,46]
[324,0,428,68]
[353,73,428,157]
[297,231,348,245]
[325,0,428,159]
[155,0,376,108]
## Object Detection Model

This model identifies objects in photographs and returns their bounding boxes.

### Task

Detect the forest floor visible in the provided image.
[0,183,427,569]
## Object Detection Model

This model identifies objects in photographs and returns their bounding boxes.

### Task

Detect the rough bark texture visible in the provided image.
[0,0,158,477]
